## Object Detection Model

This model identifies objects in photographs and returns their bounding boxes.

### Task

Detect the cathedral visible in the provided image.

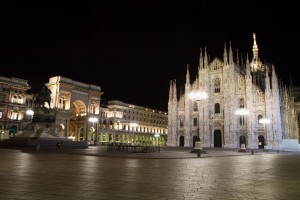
[167,34,300,150]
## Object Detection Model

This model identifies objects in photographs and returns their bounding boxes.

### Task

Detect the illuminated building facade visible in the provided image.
[0,75,168,146]
[168,34,300,151]
[0,76,34,140]
[98,100,168,146]
[46,76,102,141]
[46,77,167,145]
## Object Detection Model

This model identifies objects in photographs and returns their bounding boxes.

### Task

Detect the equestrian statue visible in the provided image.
[35,85,51,108]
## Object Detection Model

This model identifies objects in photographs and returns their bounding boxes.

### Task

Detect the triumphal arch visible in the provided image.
[46,76,103,141]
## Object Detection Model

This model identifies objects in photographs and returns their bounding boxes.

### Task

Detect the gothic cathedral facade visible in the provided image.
[167,34,299,150]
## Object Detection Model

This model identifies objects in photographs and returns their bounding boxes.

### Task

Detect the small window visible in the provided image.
[240,115,245,126]
[180,119,184,127]
[193,118,198,126]
[239,98,244,108]
[258,115,263,124]
[215,103,220,114]
[194,103,198,111]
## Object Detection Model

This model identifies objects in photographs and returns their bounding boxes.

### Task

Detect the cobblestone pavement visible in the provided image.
[0,147,300,200]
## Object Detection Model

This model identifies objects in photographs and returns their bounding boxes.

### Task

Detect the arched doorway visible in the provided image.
[9,125,17,137]
[214,130,222,148]
[192,135,199,147]
[70,100,87,141]
[179,136,184,147]
[258,135,265,149]
[239,136,246,148]
[79,127,84,141]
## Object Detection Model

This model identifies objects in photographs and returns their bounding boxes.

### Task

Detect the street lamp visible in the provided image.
[189,90,207,142]
[259,118,270,150]
[26,109,34,121]
[154,132,160,146]
[235,108,249,151]
[89,116,99,146]
[130,122,138,145]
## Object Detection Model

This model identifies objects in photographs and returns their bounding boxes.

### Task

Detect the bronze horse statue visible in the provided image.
[35,86,51,108]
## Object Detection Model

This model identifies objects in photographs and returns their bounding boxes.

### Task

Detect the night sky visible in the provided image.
[1,1,299,111]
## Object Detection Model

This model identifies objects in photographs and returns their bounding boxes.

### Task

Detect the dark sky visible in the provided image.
[1,1,299,111]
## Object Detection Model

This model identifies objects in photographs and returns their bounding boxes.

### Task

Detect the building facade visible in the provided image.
[0,76,34,140]
[98,100,168,146]
[46,77,168,146]
[0,75,168,146]
[167,34,299,150]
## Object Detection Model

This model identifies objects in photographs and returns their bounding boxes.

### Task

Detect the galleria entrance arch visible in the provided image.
[46,76,103,141]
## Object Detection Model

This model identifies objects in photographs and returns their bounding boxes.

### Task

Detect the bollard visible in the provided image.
[36,144,40,151]
[251,149,254,155]
[197,149,201,157]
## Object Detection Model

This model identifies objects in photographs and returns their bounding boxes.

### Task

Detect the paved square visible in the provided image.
[0,147,299,200]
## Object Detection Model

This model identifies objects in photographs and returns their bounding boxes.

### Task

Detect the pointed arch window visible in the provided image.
[193,118,198,126]
[214,78,221,93]
[239,98,244,108]
[215,103,220,114]
[258,115,263,124]
[240,115,245,126]
[180,119,184,127]
[193,103,198,111]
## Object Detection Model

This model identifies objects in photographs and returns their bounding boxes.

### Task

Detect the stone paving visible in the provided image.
[0,146,300,200]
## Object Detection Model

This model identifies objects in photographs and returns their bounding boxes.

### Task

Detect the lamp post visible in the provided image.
[26,109,34,121]
[130,122,138,145]
[235,108,249,151]
[189,90,207,142]
[154,132,160,146]
[89,116,99,146]
[259,118,270,151]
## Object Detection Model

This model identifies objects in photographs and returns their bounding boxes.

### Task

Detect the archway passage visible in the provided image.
[79,128,84,141]
[258,135,265,149]
[214,130,222,148]
[179,136,184,147]
[70,100,87,141]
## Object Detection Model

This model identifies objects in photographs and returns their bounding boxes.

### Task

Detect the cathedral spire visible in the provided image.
[250,33,262,72]
[229,41,233,65]
[168,80,173,103]
[246,53,251,76]
[271,65,278,92]
[246,53,249,64]
[241,53,244,71]
[223,43,228,65]
[252,33,259,62]
[199,48,203,70]
[236,49,239,66]
[185,64,190,85]
[173,79,177,102]
[265,66,270,91]
[204,47,208,69]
